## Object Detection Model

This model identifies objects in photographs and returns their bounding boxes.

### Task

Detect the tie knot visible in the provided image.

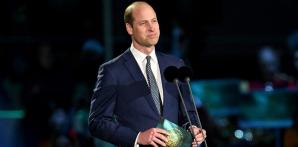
[146,56,151,62]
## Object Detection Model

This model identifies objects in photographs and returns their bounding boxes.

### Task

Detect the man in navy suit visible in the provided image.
[88,1,206,147]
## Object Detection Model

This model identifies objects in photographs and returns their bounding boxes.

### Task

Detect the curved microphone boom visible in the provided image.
[163,66,200,147]
[178,66,208,147]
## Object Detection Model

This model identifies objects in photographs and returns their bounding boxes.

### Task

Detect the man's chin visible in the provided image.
[147,40,158,46]
[146,44,157,48]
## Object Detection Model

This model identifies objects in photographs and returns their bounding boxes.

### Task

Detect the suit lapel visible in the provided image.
[123,49,145,81]
[156,52,167,86]
[123,49,161,115]
[156,52,169,116]
[156,52,179,120]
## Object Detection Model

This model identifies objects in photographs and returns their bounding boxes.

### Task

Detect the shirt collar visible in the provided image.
[130,44,157,63]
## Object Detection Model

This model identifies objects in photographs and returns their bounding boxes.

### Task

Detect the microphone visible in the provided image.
[178,66,193,82]
[163,66,200,146]
[178,66,208,147]
[163,66,179,82]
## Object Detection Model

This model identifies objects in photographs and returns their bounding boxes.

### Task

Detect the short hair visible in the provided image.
[124,1,150,26]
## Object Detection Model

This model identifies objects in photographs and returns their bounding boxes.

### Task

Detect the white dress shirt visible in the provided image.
[130,44,164,147]
[130,45,164,104]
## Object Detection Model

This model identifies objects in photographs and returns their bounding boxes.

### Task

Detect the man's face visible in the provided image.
[126,4,160,48]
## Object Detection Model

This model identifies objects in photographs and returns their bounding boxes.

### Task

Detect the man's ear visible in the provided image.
[126,23,133,35]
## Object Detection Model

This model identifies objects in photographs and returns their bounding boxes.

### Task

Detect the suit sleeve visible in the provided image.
[88,64,138,146]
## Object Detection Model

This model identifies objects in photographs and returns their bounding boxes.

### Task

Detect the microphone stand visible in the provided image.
[185,77,208,147]
[173,79,200,147]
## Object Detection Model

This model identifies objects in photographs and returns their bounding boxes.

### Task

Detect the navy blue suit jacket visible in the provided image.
[88,49,196,147]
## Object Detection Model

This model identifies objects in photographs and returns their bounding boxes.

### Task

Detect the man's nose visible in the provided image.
[147,23,154,30]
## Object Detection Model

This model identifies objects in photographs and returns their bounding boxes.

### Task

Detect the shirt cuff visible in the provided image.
[134,132,141,147]
[182,122,191,129]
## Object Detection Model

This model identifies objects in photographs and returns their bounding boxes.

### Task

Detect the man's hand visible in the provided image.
[189,126,207,147]
[137,128,170,147]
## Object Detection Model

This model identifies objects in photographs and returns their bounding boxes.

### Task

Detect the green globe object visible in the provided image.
[156,118,192,147]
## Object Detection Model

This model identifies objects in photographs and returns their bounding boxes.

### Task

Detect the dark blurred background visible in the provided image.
[1,0,298,147]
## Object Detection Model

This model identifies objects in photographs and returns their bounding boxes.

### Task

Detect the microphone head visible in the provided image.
[163,66,179,82]
[178,66,193,82]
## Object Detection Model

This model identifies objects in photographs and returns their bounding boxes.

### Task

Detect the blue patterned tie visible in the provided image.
[146,56,161,114]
